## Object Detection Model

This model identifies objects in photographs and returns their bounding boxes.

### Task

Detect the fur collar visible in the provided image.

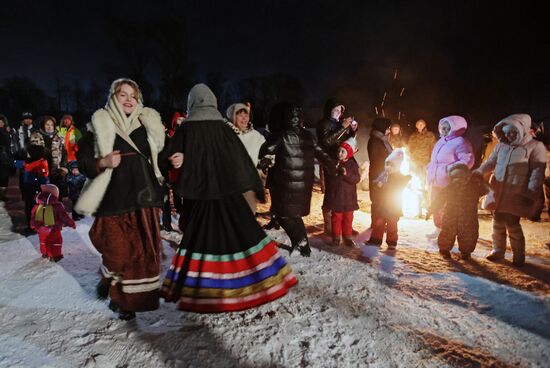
[75,107,165,216]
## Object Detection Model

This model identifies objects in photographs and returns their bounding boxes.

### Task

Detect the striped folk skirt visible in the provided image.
[89,207,162,312]
[161,194,297,313]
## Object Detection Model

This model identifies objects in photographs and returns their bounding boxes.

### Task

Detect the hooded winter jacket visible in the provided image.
[427,116,475,188]
[478,114,547,217]
[316,99,355,159]
[260,103,337,217]
[31,190,75,232]
[226,103,266,168]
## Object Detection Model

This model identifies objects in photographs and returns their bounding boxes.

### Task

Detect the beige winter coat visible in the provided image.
[478,114,547,217]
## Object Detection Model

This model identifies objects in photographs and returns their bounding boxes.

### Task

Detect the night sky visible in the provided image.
[1,0,549,128]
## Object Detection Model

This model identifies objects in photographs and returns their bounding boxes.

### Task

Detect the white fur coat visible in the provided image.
[75,107,165,216]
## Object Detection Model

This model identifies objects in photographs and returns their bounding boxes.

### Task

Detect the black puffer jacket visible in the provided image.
[261,103,337,217]
[316,98,355,158]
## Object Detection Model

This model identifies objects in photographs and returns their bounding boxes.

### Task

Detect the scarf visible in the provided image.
[371,130,393,154]
[106,96,144,153]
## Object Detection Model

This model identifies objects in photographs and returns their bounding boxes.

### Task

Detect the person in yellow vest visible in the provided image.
[58,114,82,162]
[30,184,75,262]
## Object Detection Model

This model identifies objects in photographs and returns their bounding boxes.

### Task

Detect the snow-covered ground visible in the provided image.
[1,181,550,367]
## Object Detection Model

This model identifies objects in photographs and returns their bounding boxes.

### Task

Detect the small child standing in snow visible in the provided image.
[474,114,547,266]
[21,142,50,230]
[426,163,489,260]
[365,149,410,249]
[323,137,361,247]
[65,160,86,221]
[31,184,75,262]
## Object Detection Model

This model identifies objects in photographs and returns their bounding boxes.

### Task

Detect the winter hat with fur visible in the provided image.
[340,137,357,160]
[40,184,60,199]
[385,148,404,168]
[226,103,250,123]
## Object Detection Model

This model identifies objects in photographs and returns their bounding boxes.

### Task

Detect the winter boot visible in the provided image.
[364,238,382,247]
[50,255,64,262]
[439,249,452,259]
[263,217,280,230]
[332,237,342,247]
[512,252,525,267]
[96,280,110,300]
[108,301,136,321]
[343,238,358,248]
[386,242,397,250]
[509,224,526,267]
[486,250,505,262]
[295,238,311,257]
[460,252,471,261]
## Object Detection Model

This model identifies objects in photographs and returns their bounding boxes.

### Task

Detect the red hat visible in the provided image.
[340,137,357,160]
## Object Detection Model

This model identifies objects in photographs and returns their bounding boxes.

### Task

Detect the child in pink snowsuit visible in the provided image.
[426,115,475,238]
[31,184,75,262]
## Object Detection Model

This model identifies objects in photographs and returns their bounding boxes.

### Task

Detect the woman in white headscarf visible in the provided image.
[76,78,165,320]
[226,102,266,212]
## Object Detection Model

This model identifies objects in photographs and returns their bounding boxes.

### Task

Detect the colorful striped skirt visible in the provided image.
[161,193,297,313]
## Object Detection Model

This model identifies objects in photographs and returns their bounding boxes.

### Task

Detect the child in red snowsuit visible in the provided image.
[30,184,75,262]
[323,137,361,247]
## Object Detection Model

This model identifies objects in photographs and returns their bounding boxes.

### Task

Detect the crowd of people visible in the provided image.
[0,78,548,320]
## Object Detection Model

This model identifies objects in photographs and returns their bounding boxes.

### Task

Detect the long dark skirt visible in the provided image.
[89,207,162,312]
[161,193,297,313]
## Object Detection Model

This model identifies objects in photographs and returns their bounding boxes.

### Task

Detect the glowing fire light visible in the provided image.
[399,148,425,218]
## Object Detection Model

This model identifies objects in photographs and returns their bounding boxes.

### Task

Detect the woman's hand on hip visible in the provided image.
[169,152,184,168]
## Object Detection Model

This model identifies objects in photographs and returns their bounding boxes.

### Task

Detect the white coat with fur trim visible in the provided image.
[75,107,165,216]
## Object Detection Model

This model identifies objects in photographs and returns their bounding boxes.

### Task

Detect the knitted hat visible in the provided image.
[385,148,404,168]
[226,103,250,123]
[68,160,79,170]
[21,112,33,119]
[340,137,357,160]
[40,184,59,199]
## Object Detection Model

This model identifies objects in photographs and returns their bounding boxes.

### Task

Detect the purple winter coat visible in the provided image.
[323,157,360,212]
[427,115,475,188]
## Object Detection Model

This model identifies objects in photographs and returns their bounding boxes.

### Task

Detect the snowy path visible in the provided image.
[1,199,550,367]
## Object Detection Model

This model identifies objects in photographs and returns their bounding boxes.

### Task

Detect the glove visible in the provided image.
[257,157,272,171]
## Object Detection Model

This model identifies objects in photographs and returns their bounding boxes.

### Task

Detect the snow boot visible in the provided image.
[96,280,110,300]
[364,238,382,247]
[386,242,397,250]
[439,249,452,259]
[512,252,525,267]
[460,252,471,261]
[332,237,342,247]
[486,250,505,262]
[295,238,311,257]
[50,255,64,262]
[343,238,358,248]
[263,217,280,230]
[108,301,136,321]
